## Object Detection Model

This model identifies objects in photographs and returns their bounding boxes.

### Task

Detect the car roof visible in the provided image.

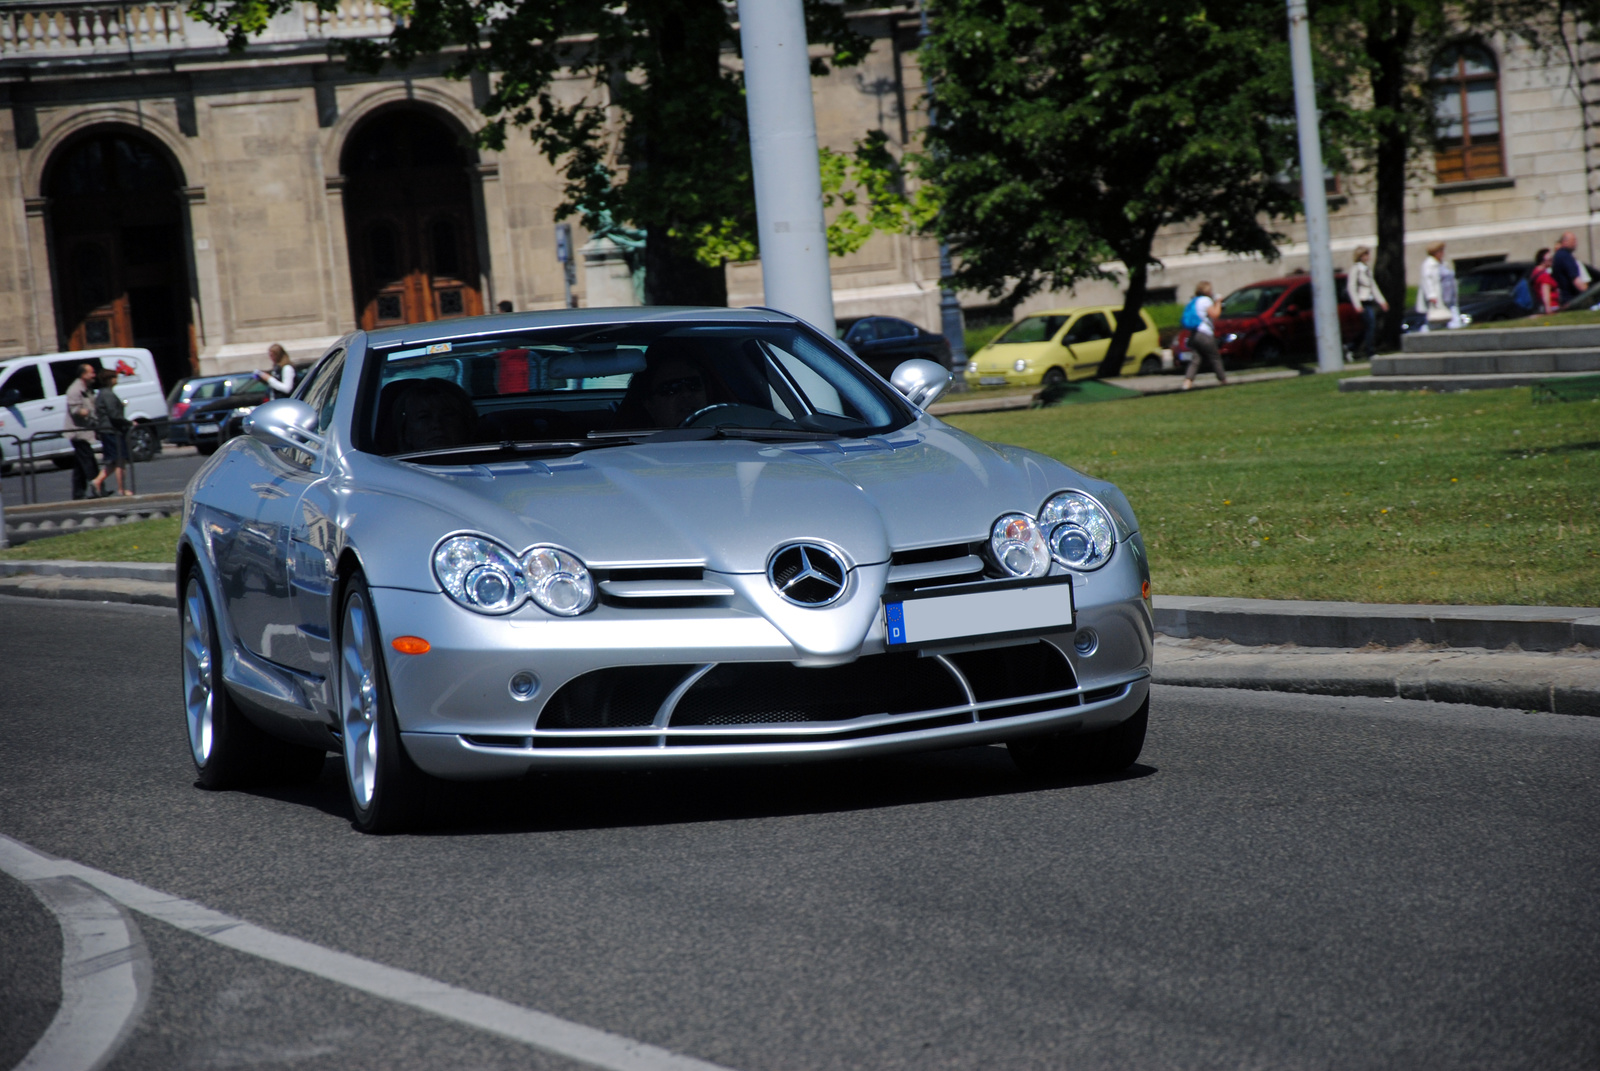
[362,306,801,348]
[1019,305,1138,317]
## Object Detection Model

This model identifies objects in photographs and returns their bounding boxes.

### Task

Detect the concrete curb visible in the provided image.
[1154,638,1600,717]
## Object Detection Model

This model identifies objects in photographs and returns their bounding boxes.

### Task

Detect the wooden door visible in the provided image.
[61,235,133,350]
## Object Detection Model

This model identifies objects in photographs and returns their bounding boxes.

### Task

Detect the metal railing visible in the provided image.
[0,0,393,59]
[0,418,168,505]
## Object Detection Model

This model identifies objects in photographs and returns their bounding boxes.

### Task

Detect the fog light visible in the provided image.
[508,671,539,701]
[1073,629,1098,656]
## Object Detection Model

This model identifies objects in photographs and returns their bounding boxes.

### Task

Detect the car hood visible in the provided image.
[341,419,1130,581]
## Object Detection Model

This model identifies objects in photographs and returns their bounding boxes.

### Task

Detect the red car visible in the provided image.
[1174,272,1364,369]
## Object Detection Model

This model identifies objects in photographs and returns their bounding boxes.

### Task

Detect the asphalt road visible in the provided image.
[2,596,1597,1070]
[1,444,208,507]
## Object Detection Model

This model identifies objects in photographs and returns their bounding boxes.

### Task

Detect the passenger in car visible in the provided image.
[376,377,479,454]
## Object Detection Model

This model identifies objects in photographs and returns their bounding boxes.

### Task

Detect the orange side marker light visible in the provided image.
[392,636,431,655]
[1141,580,1151,601]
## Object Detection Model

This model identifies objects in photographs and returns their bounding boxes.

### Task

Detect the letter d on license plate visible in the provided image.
[884,576,1074,647]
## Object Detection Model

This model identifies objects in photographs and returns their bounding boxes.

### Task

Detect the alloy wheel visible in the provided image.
[340,591,381,810]
[181,576,214,766]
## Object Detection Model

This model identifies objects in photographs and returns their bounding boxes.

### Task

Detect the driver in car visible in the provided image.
[618,340,733,428]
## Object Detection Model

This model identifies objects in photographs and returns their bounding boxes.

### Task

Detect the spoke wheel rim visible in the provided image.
[340,593,380,811]
[181,577,214,766]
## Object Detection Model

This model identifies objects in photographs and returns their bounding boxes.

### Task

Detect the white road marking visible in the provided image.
[11,873,151,1071]
[0,834,739,1071]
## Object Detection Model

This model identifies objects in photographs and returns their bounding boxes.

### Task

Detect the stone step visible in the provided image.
[1401,323,1600,353]
[1372,348,1600,376]
[1338,371,1600,392]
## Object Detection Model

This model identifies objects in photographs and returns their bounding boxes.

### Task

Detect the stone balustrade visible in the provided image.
[0,0,392,59]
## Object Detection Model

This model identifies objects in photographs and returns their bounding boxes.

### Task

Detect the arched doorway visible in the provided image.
[341,107,483,329]
[44,129,195,389]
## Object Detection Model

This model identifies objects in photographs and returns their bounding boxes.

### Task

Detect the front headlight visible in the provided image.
[433,536,526,614]
[990,513,1051,578]
[1038,491,1116,570]
[1013,358,1028,373]
[524,546,594,616]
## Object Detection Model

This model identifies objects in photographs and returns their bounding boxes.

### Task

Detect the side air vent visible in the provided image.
[886,542,987,591]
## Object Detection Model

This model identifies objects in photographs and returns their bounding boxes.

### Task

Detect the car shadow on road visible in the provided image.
[246,751,1158,835]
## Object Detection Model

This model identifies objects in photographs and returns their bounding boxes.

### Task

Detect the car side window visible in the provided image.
[1283,287,1312,313]
[881,319,915,340]
[844,321,869,344]
[49,358,88,394]
[1,363,46,404]
[1065,313,1111,344]
[299,348,346,434]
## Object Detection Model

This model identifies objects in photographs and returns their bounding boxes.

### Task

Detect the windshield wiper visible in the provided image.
[588,426,843,444]
[391,439,595,463]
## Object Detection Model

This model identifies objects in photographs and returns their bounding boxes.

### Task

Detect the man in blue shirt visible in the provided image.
[1550,232,1589,305]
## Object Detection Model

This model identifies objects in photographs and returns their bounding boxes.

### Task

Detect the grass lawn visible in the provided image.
[0,515,180,563]
[7,376,1597,606]
[946,373,1600,606]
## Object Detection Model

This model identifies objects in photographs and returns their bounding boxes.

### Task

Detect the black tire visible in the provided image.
[338,571,427,833]
[1042,366,1067,387]
[1139,356,1161,376]
[1008,695,1149,779]
[127,424,160,462]
[181,571,325,789]
[1253,339,1283,368]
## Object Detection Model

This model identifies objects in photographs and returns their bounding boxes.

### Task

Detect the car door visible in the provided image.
[874,318,920,367]
[1061,312,1113,377]
[284,349,346,681]
[1279,286,1315,355]
[0,362,67,463]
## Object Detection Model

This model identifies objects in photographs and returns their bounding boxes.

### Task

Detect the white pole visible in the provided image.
[736,0,836,336]
[1288,0,1344,373]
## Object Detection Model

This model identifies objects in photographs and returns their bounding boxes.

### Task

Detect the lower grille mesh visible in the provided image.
[538,665,692,729]
[670,653,966,726]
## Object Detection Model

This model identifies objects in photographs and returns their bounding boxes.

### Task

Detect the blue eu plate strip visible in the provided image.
[884,602,906,646]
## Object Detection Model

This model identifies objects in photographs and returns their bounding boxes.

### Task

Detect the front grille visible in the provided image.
[948,641,1075,702]
[670,653,966,726]
[600,565,703,583]
[890,542,979,567]
[537,665,693,729]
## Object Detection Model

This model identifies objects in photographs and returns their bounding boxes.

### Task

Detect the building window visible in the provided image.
[1430,42,1504,183]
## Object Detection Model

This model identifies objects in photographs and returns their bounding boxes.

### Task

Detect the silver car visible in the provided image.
[178,308,1153,832]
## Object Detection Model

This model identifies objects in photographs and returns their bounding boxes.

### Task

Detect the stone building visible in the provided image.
[0,3,1592,391]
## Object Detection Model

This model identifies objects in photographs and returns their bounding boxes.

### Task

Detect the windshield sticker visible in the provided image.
[388,343,453,361]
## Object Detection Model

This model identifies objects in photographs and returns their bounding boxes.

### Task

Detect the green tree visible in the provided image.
[1310,0,1596,346]
[918,0,1301,378]
[188,0,872,305]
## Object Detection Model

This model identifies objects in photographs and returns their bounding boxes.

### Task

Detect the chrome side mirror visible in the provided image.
[244,398,325,456]
[890,358,952,409]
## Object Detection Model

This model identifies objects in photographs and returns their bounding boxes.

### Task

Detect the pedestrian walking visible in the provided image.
[1180,281,1227,390]
[1550,231,1590,305]
[1528,249,1559,314]
[254,343,296,398]
[1348,246,1388,359]
[63,361,100,499]
[89,367,132,498]
[1416,242,1450,328]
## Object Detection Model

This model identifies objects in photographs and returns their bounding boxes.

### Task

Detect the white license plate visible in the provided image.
[884,577,1074,647]
[196,423,219,434]
[979,376,1009,386]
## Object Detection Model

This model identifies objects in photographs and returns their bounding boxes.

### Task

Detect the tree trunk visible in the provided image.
[642,228,727,306]
[1098,237,1152,379]
[1367,2,1414,351]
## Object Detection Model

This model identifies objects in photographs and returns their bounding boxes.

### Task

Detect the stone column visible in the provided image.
[321,175,357,335]
[22,196,58,352]
[581,236,640,308]
[181,186,227,370]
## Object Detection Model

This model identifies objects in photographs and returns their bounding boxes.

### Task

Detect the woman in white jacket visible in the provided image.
[255,344,296,398]
[1416,242,1448,327]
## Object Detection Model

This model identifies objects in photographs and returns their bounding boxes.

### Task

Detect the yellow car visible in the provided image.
[965,306,1163,387]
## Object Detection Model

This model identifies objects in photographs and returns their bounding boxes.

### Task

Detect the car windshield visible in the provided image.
[361,321,913,459]
[992,316,1067,345]
[1219,286,1286,318]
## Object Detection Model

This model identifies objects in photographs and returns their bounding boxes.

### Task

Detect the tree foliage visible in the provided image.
[918,0,1301,377]
[186,0,875,305]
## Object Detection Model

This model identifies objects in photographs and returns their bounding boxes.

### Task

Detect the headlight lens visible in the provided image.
[434,536,526,614]
[1013,358,1028,373]
[1038,492,1116,570]
[990,513,1051,578]
[524,546,594,616]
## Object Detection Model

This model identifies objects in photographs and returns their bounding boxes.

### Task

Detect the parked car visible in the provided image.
[839,316,953,378]
[166,373,257,449]
[0,347,167,471]
[1173,274,1363,368]
[176,380,271,454]
[1397,260,1600,332]
[966,306,1164,387]
[179,307,1154,832]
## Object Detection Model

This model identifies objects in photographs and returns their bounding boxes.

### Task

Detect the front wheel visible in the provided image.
[1253,339,1283,368]
[1041,367,1067,387]
[1139,356,1161,376]
[339,572,426,833]
[1008,696,1148,779]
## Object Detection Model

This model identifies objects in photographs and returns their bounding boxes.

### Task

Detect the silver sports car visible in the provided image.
[179,308,1153,832]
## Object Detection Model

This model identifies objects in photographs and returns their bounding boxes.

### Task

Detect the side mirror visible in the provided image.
[244,398,325,456]
[890,358,952,409]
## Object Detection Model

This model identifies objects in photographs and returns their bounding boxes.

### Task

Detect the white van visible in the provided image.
[0,348,169,471]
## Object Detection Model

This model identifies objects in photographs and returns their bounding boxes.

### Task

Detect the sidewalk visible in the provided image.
[2,559,1594,717]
